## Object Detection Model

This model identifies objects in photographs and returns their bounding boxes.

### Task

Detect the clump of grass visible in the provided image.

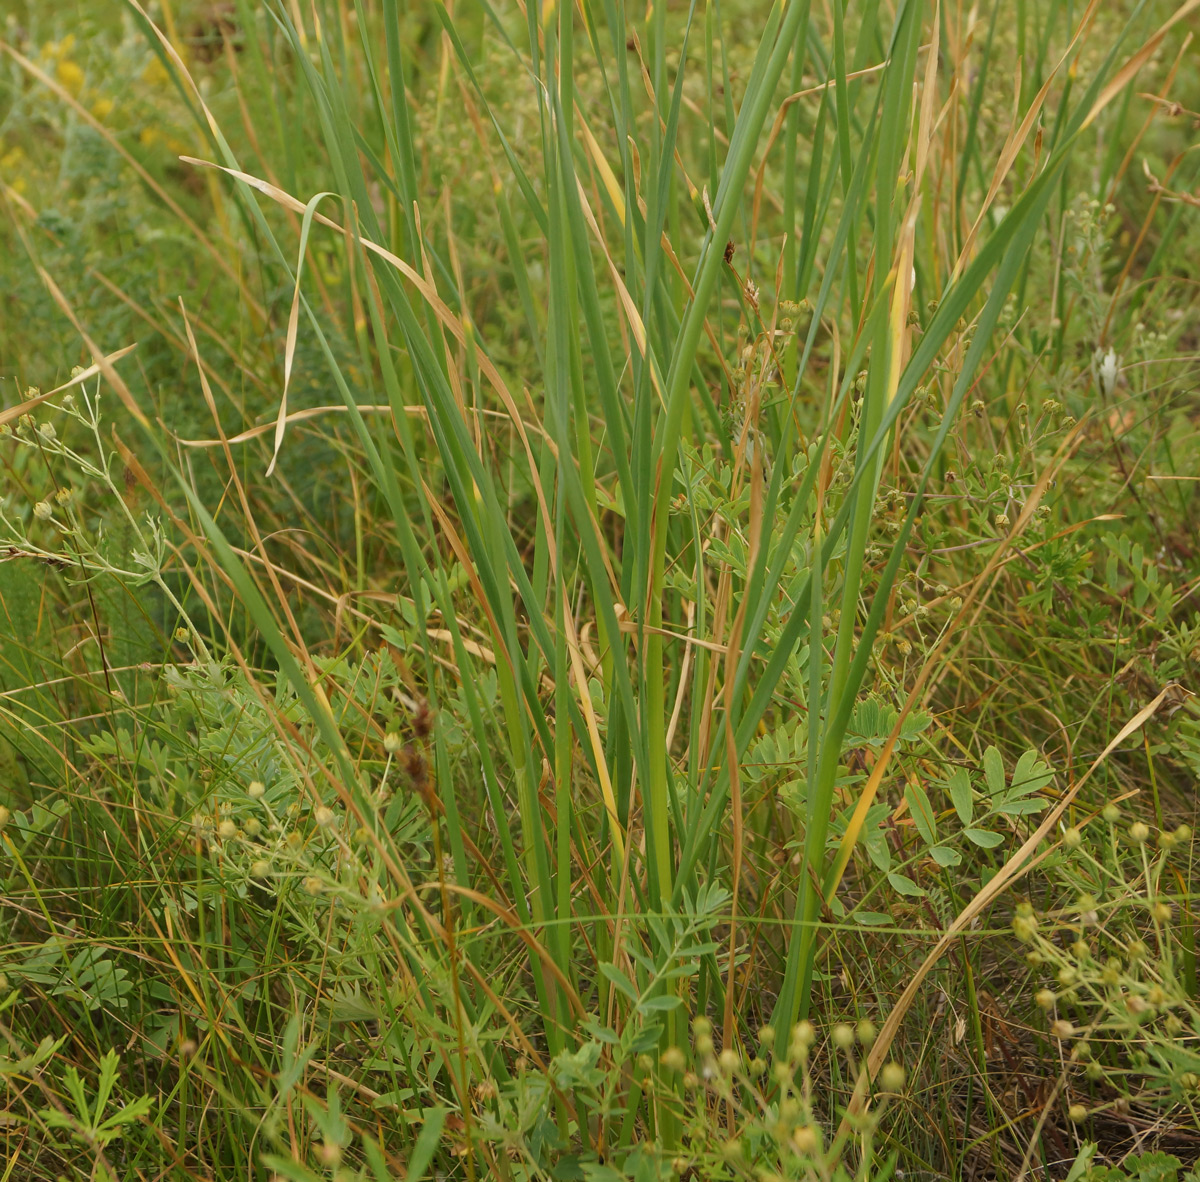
[1,0,1199,1178]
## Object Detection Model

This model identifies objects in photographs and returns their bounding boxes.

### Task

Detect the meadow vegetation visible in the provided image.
[1,0,1199,1178]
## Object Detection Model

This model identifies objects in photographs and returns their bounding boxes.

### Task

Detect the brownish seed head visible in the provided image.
[401,745,427,785]
[413,699,434,739]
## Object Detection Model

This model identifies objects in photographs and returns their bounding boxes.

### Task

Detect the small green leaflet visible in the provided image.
[847,699,933,747]
[1062,1144,1097,1182]
[581,1018,620,1045]
[860,801,893,871]
[964,828,1004,848]
[0,1034,64,1077]
[905,780,937,845]
[995,798,1047,816]
[947,767,973,824]
[1008,749,1055,799]
[276,1017,315,1097]
[975,747,1055,815]
[982,746,1006,796]
[866,834,892,871]
[405,1108,448,1182]
[930,845,961,867]
[599,963,638,1003]
[629,1025,664,1054]
[887,871,925,897]
[852,911,893,926]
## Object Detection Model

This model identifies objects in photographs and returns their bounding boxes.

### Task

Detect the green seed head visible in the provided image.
[791,1020,815,1048]
[1013,915,1038,942]
[660,1046,686,1073]
[832,1023,855,1050]
[792,1125,819,1154]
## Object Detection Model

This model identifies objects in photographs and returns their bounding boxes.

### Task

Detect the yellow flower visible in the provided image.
[56,60,85,97]
[91,97,115,121]
[139,127,160,149]
[142,57,170,86]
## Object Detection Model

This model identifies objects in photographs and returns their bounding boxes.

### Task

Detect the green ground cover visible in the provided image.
[1,0,1199,1178]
